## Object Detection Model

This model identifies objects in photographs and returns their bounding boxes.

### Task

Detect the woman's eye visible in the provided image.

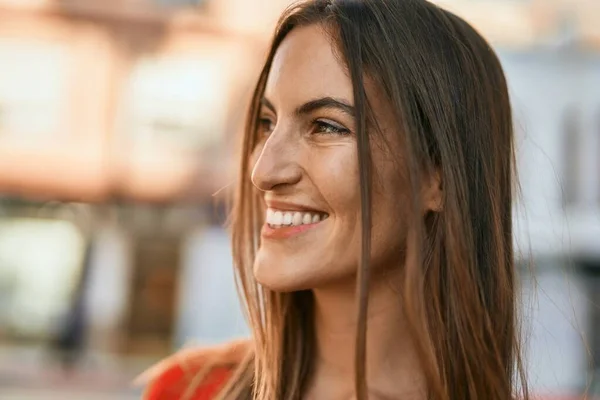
[313,120,350,135]
[258,117,275,136]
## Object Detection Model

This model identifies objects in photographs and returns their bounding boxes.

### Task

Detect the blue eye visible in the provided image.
[313,120,350,135]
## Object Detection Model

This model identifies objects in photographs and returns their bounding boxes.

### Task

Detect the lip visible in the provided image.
[261,220,324,240]
[265,199,326,214]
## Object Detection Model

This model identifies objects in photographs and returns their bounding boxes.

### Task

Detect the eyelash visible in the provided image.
[313,120,350,135]
[258,117,275,136]
[257,117,350,137]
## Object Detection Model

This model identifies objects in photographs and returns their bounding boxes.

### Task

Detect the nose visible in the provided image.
[251,130,302,192]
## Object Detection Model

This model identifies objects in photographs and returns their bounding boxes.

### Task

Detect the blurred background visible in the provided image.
[0,0,598,399]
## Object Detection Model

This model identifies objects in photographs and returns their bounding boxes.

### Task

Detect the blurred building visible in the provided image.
[0,0,282,395]
[0,0,277,366]
[0,0,598,397]
[434,0,600,49]
[0,0,276,203]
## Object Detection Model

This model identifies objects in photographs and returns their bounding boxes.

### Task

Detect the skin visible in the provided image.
[251,25,441,399]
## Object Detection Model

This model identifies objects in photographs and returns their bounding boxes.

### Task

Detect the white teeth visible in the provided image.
[302,213,312,225]
[273,211,283,225]
[292,212,303,226]
[265,207,327,228]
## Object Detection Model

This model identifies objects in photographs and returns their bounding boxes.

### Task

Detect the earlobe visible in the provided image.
[423,170,443,213]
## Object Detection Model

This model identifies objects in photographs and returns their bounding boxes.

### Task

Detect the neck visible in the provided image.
[307,272,426,399]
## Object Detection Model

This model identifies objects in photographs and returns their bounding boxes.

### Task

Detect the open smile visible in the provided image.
[262,207,329,239]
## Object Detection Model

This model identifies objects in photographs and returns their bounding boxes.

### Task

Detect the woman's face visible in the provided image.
[251,24,432,292]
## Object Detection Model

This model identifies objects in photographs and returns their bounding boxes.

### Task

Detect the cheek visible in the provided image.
[369,158,410,266]
[308,144,360,215]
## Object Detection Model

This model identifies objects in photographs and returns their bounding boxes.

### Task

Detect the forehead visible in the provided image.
[264,24,354,106]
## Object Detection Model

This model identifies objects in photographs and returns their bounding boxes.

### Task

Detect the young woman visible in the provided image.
[142,0,529,399]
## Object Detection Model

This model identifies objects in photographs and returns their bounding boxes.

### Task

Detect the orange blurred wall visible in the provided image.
[0,0,597,203]
[0,0,270,203]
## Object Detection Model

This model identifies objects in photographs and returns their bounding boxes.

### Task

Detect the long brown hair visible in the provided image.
[221,1,529,399]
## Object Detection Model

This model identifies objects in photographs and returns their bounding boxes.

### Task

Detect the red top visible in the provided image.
[144,363,233,400]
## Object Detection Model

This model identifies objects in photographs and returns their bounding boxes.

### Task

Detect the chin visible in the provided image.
[255,277,303,293]
[253,253,319,292]
[253,264,308,293]
[253,252,353,293]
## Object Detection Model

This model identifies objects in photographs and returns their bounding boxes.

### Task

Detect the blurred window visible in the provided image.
[561,107,581,207]
[0,218,85,341]
[120,54,228,152]
[0,39,70,145]
[598,110,600,205]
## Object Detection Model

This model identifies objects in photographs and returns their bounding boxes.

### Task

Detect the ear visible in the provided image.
[422,169,443,213]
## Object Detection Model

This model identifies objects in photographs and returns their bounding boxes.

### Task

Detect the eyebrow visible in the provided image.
[260,96,356,118]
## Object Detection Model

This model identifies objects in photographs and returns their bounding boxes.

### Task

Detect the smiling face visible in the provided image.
[250,24,420,292]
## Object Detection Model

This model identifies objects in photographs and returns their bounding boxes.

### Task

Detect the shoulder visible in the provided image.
[141,340,252,400]
[143,361,233,400]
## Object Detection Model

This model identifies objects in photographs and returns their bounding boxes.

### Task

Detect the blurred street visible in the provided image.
[0,390,137,400]
[0,346,143,399]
